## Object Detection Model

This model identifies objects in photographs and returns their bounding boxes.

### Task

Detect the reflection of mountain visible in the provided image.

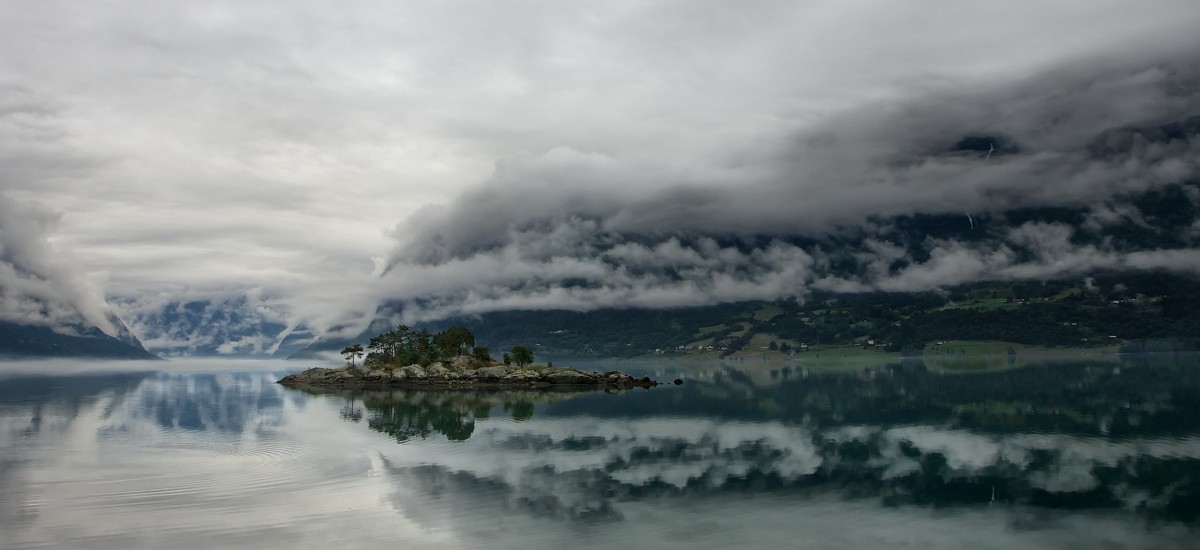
[130,372,289,433]
[547,357,1200,437]
[0,371,292,438]
[379,419,1200,526]
[0,369,309,545]
[314,359,1200,526]
[0,371,154,529]
[376,425,1200,527]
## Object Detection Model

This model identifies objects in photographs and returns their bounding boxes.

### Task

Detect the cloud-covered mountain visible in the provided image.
[376,46,1200,323]
[0,192,152,358]
[4,3,1200,355]
[112,291,309,358]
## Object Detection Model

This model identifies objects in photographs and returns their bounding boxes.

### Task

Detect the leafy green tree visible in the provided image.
[510,345,534,367]
[368,335,391,363]
[502,352,512,366]
[472,346,492,362]
[340,343,364,366]
[433,326,475,356]
[390,325,413,364]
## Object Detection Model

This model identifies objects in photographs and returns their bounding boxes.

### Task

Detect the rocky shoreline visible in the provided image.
[277,357,661,389]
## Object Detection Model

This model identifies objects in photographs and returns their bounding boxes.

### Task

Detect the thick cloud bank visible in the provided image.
[0,192,120,336]
[5,2,1200,345]
[382,46,1200,321]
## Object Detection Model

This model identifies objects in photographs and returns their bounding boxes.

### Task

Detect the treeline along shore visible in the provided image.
[278,325,662,389]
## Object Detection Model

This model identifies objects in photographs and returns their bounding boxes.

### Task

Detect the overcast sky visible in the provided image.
[2,1,1200,346]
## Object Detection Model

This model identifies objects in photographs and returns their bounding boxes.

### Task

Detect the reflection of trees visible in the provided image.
[339,397,363,423]
[369,397,478,442]
[291,387,605,443]
[506,400,534,422]
[0,373,152,433]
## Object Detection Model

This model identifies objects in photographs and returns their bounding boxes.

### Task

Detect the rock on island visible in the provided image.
[278,356,659,389]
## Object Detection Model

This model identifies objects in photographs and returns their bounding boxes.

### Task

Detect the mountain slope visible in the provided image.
[0,321,158,359]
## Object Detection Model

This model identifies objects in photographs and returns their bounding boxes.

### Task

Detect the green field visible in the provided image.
[924,340,1122,356]
[636,338,1122,371]
[937,298,1019,312]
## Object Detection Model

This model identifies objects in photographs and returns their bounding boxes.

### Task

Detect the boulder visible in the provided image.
[399,365,426,379]
[504,369,541,382]
[281,367,338,384]
[426,363,451,377]
[364,369,390,382]
[448,356,473,372]
[546,370,596,385]
[475,366,510,380]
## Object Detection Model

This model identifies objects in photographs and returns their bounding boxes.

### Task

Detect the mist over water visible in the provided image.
[1,356,1199,549]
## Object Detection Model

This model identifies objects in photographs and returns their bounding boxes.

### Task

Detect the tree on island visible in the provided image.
[360,325,491,367]
[433,326,475,356]
[341,343,364,366]
[510,345,534,368]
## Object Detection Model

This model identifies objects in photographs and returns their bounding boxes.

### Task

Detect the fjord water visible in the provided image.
[2,357,1199,549]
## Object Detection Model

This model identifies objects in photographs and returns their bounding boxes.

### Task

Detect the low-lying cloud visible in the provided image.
[380,45,1200,322]
[0,191,119,335]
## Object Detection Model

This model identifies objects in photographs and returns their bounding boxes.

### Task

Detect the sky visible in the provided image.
[2,1,1200,351]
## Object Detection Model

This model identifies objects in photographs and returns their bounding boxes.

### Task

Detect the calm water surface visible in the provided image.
[2,356,1199,549]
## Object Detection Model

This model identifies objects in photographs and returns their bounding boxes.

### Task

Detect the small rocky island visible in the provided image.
[278,325,660,390]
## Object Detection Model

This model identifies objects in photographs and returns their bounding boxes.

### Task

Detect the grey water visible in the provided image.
[2,356,1199,549]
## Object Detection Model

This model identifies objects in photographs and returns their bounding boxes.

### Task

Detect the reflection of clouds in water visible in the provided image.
[127,372,286,432]
[882,426,1200,494]
[376,418,824,531]
[382,472,1199,550]
[1,378,458,549]
[375,416,1200,531]
[387,418,821,488]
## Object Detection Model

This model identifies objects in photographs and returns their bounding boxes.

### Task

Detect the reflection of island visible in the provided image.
[292,386,611,443]
[299,358,1200,526]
